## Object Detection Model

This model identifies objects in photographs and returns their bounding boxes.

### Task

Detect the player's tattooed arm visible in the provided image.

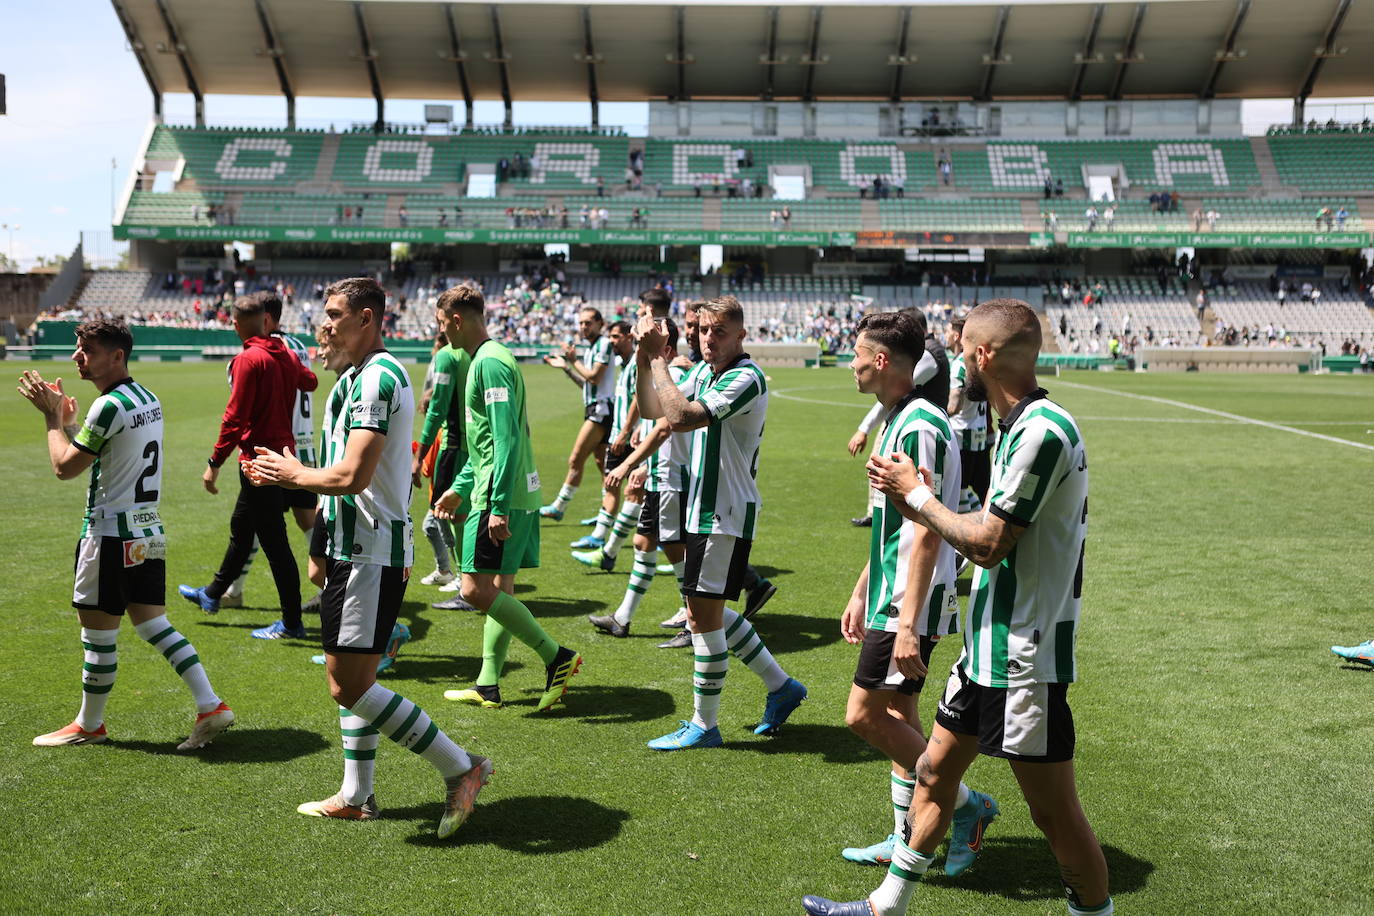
[867,451,1023,567]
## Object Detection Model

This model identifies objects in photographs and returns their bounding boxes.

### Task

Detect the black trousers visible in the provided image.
[207,469,302,626]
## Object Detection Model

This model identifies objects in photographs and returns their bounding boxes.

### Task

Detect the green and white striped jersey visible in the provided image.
[865,394,962,635]
[610,355,637,441]
[947,355,988,452]
[72,378,166,539]
[318,365,356,520]
[323,352,414,567]
[643,363,689,494]
[581,334,616,406]
[658,362,707,493]
[683,356,767,539]
[278,332,317,466]
[961,390,1087,688]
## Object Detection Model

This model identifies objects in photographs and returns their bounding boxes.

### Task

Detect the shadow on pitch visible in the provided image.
[921,838,1152,900]
[110,726,328,764]
[746,611,842,655]
[521,595,607,619]
[725,724,885,765]
[749,565,794,581]
[399,795,629,852]
[392,654,525,685]
[535,684,675,724]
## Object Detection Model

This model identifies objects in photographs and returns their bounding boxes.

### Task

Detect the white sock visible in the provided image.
[614,550,658,625]
[955,782,972,808]
[869,837,933,916]
[1068,898,1114,916]
[721,607,788,692]
[672,560,686,589]
[338,705,379,805]
[351,682,471,779]
[690,629,729,730]
[134,615,220,713]
[892,769,915,836]
[591,507,614,541]
[227,541,258,597]
[552,483,577,512]
[77,628,118,730]
[603,502,642,559]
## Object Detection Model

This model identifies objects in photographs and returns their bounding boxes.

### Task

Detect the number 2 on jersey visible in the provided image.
[135,441,160,502]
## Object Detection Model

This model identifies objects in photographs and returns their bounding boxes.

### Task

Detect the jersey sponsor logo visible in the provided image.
[527,471,541,492]
[485,387,510,404]
[433,372,450,385]
[351,402,386,421]
[130,508,161,528]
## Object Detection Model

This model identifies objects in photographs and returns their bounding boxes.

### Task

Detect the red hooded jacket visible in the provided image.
[210,335,318,467]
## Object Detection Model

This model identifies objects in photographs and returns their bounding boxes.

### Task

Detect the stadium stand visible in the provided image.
[1267,133,1374,192]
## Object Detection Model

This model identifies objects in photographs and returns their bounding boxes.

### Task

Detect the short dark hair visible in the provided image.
[950,317,966,335]
[325,276,387,316]
[639,287,671,317]
[250,289,283,322]
[75,319,133,363]
[661,317,680,352]
[579,307,604,324]
[437,284,484,316]
[856,311,922,362]
[233,295,266,319]
[902,307,928,336]
[608,320,632,335]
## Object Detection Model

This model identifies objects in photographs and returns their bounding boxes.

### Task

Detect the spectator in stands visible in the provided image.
[1044,177,1054,200]
[1103,205,1115,230]
[596,176,606,198]
[1055,178,1064,197]
[781,206,792,229]
[1206,209,1219,232]
[1196,289,1208,320]
[529,152,541,177]
[438,210,448,227]
[1336,206,1349,229]
[191,203,201,223]
[1317,206,1333,231]
[1085,205,1099,231]
[398,206,409,228]
[938,152,952,186]
[1093,281,1106,304]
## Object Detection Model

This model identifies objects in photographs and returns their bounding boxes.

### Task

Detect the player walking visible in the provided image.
[635,297,806,750]
[432,285,582,711]
[539,307,616,540]
[804,299,1111,916]
[833,311,995,872]
[946,317,990,513]
[19,320,233,750]
[251,278,490,837]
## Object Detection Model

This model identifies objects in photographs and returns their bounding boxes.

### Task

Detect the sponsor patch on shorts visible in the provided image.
[123,535,166,568]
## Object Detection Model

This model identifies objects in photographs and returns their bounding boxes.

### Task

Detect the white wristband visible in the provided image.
[905,485,934,514]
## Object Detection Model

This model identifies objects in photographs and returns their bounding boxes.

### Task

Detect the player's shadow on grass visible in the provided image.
[1337,664,1374,673]
[726,724,886,765]
[400,795,629,852]
[750,565,793,581]
[110,727,328,764]
[396,600,438,642]
[521,596,607,619]
[536,684,675,723]
[396,654,526,684]
[922,838,1152,900]
[748,612,842,655]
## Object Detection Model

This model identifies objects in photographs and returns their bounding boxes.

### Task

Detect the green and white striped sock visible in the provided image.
[591,507,615,541]
[891,769,915,836]
[351,683,471,780]
[869,837,933,915]
[602,502,642,559]
[552,484,577,512]
[134,614,219,713]
[613,550,658,625]
[338,706,380,805]
[77,628,118,731]
[690,629,729,730]
[721,608,788,692]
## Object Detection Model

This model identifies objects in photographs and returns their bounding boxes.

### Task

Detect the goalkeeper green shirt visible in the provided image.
[462,339,541,515]
[419,344,470,452]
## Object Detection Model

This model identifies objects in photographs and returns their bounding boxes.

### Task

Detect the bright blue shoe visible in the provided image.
[1332,639,1374,666]
[376,622,411,673]
[539,504,565,521]
[755,677,807,735]
[571,548,615,571]
[570,534,605,549]
[841,833,897,865]
[801,895,874,915]
[946,789,999,876]
[648,720,723,751]
[178,584,219,615]
[251,620,307,640]
[579,515,599,526]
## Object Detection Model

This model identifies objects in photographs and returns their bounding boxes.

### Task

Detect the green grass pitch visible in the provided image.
[1,361,1371,915]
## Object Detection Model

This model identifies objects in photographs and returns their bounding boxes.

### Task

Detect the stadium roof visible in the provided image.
[110,0,1372,111]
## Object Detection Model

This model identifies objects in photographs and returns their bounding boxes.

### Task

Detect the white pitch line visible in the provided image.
[1054,380,1374,453]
